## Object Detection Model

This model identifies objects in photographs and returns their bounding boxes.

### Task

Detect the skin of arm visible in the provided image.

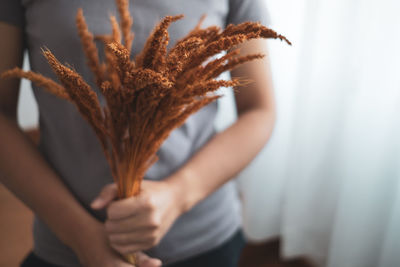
[0,22,160,267]
[93,39,276,255]
[174,39,276,211]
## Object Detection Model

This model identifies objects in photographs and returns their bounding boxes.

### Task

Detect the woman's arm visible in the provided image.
[98,39,275,254]
[170,38,275,211]
[0,20,101,260]
[0,22,159,267]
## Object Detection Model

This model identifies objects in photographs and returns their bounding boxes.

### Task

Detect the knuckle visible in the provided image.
[148,214,161,228]
[141,195,156,210]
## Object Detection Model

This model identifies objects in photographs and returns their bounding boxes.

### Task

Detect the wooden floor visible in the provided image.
[0,129,314,267]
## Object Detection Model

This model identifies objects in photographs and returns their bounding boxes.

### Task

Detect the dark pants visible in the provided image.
[21,230,245,267]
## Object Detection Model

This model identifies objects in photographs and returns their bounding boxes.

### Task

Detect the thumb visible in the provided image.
[135,252,162,267]
[91,183,118,210]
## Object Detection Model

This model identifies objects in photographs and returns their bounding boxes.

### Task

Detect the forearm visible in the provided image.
[0,113,98,251]
[168,107,275,212]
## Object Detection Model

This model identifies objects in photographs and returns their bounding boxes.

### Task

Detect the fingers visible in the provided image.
[108,228,160,246]
[109,232,152,246]
[91,183,118,210]
[136,252,162,267]
[107,194,153,220]
[107,222,162,252]
[111,237,159,255]
[105,213,158,234]
[111,241,155,255]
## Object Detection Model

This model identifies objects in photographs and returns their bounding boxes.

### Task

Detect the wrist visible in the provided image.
[68,216,104,254]
[165,167,204,214]
[70,218,114,266]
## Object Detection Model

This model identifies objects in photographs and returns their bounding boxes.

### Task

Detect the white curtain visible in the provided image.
[235,0,400,266]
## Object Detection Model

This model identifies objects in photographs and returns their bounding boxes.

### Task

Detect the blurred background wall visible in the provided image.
[15,0,400,266]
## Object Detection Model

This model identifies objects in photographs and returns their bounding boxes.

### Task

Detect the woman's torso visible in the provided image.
[22,0,242,265]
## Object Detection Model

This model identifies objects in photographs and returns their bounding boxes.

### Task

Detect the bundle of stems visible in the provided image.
[1,0,290,263]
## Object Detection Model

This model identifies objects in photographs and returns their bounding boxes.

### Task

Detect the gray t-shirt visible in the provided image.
[0,0,269,265]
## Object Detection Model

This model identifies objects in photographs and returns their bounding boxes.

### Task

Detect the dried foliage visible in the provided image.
[1,0,290,199]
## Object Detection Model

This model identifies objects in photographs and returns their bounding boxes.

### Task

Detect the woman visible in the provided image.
[0,0,275,266]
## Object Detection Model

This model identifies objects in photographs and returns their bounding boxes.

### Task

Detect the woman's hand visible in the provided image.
[91,180,185,257]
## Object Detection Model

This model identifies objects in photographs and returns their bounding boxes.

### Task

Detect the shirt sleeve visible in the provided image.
[226,0,271,26]
[0,0,25,28]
